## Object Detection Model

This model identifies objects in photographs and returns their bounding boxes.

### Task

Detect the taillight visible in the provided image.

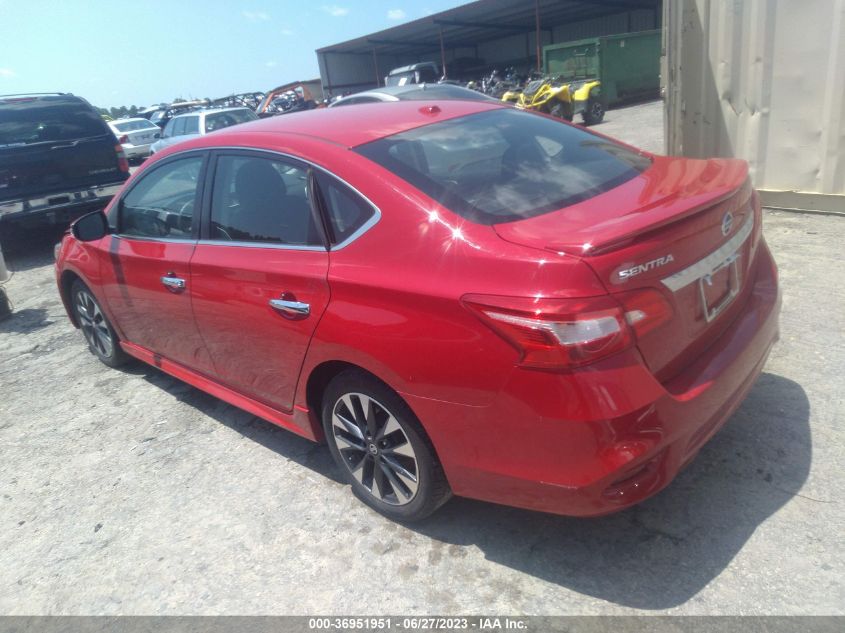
[615,288,673,340]
[464,289,674,370]
[114,144,129,173]
[118,134,129,144]
[462,294,633,369]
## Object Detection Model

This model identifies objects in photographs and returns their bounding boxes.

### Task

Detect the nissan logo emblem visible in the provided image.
[721,212,734,236]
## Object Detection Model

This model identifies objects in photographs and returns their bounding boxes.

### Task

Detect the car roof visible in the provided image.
[335,84,497,104]
[208,99,502,148]
[169,107,253,120]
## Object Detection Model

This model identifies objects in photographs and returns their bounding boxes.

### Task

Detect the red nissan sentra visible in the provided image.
[55,101,780,521]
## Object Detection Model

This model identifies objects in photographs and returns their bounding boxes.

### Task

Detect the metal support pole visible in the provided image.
[535,0,541,72]
[372,47,380,86]
[439,28,447,78]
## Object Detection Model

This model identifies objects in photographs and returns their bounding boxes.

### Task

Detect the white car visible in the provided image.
[107,118,161,162]
[149,107,258,155]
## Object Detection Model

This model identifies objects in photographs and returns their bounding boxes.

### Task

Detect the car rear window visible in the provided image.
[355,108,651,225]
[113,120,157,132]
[0,97,109,146]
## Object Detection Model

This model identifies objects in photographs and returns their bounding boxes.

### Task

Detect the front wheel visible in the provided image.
[549,101,572,121]
[582,97,605,125]
[71,280,129,368]
[322,370,451,522]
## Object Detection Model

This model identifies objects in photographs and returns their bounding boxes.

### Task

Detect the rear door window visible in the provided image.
[208,155,321,246]
[355,108,651,225]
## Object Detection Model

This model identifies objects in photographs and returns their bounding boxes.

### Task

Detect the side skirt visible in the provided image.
[120,341,318,441]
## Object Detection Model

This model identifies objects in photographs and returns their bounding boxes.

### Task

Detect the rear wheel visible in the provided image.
[322,370,451,522]
[71,280,128,368]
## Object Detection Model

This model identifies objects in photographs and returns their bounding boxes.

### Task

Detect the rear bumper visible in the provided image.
[0,181,125,228]
[122,143,153,159]
[407,239,781,516]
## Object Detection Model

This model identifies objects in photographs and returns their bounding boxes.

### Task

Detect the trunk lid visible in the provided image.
[494,156,760,381]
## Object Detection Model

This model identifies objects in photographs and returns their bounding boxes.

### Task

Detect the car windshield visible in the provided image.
[0,98,109,146]
[113,120,157,132]
[355,108,651,225]
[204,109,257,133]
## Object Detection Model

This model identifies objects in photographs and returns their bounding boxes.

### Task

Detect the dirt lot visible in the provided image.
[0,102,843,615]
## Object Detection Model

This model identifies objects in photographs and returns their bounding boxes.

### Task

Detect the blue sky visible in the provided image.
[0,0,466,108]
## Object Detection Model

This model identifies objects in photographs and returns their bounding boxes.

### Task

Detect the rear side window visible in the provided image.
[209,155,321,246]
[314,172,376,245]
[0,97,108,146]
[120,156,202,239]
[355,108,651,225]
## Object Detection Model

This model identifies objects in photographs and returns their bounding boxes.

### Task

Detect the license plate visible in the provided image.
[698,252,741,322]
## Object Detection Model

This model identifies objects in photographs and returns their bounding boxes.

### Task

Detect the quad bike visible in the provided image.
[511,76,605,126]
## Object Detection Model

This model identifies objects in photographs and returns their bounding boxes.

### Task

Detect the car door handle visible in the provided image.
[269,298,310,318]
[161,275,186,291]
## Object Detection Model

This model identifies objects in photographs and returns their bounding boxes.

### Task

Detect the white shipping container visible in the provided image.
[663,0,845,213]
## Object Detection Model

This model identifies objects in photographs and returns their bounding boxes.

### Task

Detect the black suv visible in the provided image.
[0,93,130,230]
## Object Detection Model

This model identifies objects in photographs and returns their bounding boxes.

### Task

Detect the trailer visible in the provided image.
[543,29,661,108]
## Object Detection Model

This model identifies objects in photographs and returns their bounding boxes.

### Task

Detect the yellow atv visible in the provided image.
[510,76,604,125]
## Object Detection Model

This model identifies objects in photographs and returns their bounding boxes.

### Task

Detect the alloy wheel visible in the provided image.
[330,392,419,506]
[75,290,114,358]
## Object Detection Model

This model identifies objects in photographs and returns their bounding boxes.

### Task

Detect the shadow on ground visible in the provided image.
[0,225,65,273]
[124,362,810,610]
[119,362,343,484]
[0,307,52,333]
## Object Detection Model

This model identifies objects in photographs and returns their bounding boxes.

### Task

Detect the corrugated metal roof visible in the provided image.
[317,0,660,57]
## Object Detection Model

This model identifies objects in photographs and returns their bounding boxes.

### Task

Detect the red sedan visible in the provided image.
[55,101,780,521]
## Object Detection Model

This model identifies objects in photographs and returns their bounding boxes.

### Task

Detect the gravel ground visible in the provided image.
[0,102,842,615]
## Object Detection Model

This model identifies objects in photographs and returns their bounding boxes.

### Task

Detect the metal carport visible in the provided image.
[316,0,662,97]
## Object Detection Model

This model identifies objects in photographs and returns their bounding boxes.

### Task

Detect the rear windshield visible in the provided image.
[355,108,651,225]
[113,119,157,132]
[0,98,109,146]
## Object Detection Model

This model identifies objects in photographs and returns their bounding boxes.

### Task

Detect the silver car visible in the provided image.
[108,117,161,161]
[149,107,258,155]
[329,83,499,107]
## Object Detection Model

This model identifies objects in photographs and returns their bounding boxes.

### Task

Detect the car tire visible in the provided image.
[582,97,605,125]
[550,101,571,121]
[322,369,451,522]
[71,280,129,368]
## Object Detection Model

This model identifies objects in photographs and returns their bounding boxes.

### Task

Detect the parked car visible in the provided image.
[329,83,500,107]
[0,93,129,230]
[56,101,780,522]
[149,107,258,154]
[107,117,161,162]
[385,62,441,86]
[147,100,208,130]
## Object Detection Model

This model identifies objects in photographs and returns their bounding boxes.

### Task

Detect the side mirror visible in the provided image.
[71,210,110,242]
[154,132,161,139]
